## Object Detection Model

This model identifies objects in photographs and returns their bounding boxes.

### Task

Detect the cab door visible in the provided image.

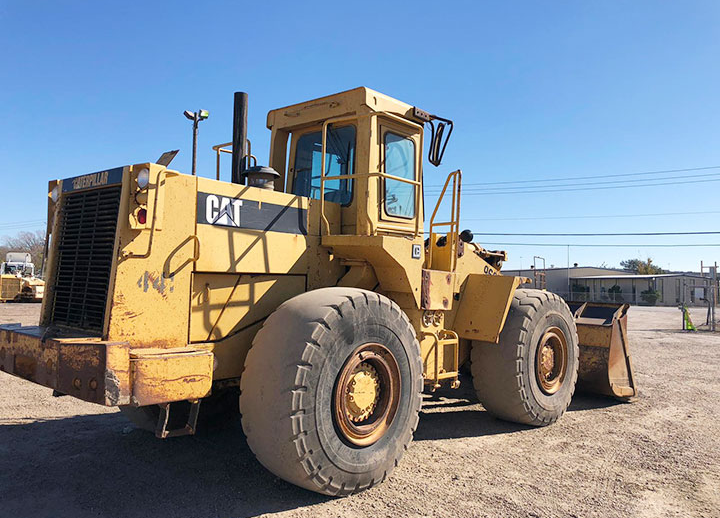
[376,118,422,235]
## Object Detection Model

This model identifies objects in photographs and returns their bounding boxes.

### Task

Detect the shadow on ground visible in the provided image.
[415,389,622,441]
[0,413,326,518]
[0,390,624,518]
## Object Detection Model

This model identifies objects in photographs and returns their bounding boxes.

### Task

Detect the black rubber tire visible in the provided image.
[119,386,240,433]
[471,289,579,426]
[240,287,423,496]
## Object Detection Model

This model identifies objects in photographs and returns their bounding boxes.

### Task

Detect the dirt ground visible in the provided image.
[1,304,718,518]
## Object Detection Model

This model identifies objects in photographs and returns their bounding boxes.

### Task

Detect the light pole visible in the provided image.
[184,109,209,175]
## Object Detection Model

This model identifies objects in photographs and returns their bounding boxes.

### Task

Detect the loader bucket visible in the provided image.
[566,301,637,401]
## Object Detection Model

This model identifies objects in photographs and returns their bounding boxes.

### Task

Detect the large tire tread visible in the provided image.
[240,288,422,496]
[471,289,579,426]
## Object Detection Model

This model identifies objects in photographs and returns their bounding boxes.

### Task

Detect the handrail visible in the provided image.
[212,140,257,181]
[322,172,421,185]
[319,114,363,235]
[427,169,462,271]
[319,111,423,237]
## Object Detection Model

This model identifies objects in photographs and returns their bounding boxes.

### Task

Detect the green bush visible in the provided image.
[608,284,624,302]
[571,283,589,301]
[641,288,661,305]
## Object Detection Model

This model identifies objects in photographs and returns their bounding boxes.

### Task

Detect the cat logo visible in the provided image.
[205,195,243,227]
[196,191,308,235]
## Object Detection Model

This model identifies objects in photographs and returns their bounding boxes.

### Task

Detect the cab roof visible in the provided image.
[266,87,421,131]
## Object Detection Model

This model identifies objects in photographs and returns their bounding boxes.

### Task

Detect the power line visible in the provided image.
[0,226,45,232]
[426,170,720,194]
[424,164,720,189]
[424,176,720,196]
[474,231,720,237]
[0,219,46,229]
[463,210,720,222]
[480,242,720,248]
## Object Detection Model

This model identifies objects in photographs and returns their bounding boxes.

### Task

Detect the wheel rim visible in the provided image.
[333,343,401,447]
[535,326,568,395]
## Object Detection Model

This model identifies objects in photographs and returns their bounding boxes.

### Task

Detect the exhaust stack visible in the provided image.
[232,91,248,184]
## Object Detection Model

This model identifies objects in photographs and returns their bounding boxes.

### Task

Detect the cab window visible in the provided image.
[293,125,355,205]
[384,132,416,218]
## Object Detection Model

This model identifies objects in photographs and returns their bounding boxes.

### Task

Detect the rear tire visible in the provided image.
[240,288,423,496]
[471,289,579,426]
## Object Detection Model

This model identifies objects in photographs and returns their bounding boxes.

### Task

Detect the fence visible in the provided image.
[547,286,716,307]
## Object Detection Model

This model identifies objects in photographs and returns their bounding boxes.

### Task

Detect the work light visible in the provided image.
[137,168,150,189]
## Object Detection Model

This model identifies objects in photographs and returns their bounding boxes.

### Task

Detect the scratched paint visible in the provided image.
[137,271,175,295]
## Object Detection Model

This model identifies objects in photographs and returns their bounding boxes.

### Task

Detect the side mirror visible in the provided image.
[428,116,453,167]
[412,108,454,167]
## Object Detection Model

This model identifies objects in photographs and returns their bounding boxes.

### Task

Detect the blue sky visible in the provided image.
[1,1,719,272]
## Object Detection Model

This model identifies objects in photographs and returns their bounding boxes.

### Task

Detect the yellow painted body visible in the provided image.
[2,87,526,406]
[0,276,23,302]
[1,275,44,303]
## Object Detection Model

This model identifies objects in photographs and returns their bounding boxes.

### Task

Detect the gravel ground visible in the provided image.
[1,303,718,518]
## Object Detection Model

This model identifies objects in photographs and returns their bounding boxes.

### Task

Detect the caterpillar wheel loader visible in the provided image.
[0,87,636,495]
[0,253,45,303]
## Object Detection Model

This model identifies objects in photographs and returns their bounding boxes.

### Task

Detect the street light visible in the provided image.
[184,109,209,175]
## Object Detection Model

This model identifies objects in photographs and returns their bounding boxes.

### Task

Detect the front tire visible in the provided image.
[471,289,579,426]
[240,288,423,496]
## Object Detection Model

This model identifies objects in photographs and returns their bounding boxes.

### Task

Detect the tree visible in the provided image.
[0,230,46,269]
[620,257,667,275]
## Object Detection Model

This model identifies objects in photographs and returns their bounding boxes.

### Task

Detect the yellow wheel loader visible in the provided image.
[0,87,636,495]
[0,253,45,303]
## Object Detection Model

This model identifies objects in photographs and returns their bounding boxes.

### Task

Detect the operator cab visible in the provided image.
[265,87,431,237]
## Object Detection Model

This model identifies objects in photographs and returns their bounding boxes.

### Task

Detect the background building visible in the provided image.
[502,266,715,306]
[501,266,630,298]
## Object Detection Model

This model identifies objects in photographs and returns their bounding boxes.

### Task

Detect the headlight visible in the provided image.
[137,168,150,189]
[51,185,60,202]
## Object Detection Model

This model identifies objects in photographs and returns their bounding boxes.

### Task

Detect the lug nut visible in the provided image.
[73,378,82,389]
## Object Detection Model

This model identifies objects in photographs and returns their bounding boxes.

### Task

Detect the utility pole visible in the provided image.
[700,260,717,332]
[567,245,570,299]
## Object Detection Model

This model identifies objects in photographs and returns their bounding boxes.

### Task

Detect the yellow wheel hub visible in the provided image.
[345,362,380,422]
[333,343,401,447]
[535,327,569,395]
[540,344,555,377]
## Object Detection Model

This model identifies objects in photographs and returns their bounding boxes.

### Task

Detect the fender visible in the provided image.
[453,274,527,343]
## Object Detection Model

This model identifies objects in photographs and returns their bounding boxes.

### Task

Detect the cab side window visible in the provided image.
[384,132,416,218]
[293,125,355,205]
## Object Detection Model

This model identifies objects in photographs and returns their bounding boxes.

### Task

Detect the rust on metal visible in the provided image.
[0,323,131,405]
[420,269,456,310]
[129,347,213,406]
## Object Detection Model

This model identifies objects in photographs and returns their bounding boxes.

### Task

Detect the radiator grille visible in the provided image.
[49,186,122,333]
